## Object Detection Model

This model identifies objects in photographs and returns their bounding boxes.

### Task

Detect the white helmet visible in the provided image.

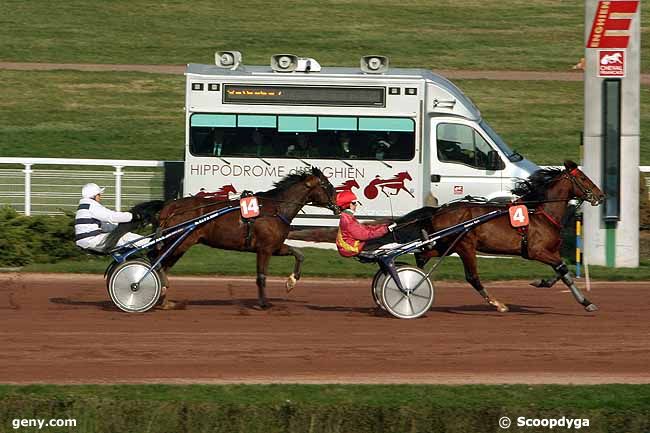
[81,183,105,199]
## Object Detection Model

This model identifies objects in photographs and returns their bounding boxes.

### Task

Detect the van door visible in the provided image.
[430,118,505,204]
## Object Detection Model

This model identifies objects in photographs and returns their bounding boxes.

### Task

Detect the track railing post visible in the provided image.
[114,165,123,211]
[23,163,32,216]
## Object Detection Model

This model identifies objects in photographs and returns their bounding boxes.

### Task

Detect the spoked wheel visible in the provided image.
[108,259,161,313]
[381,265,434,319]
[371,269,388,310]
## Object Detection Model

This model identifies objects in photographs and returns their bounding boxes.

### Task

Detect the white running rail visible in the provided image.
[0,158,174,216]
[0,158,648,216]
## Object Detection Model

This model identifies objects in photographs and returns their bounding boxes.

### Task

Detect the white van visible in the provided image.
[183,52,539,226]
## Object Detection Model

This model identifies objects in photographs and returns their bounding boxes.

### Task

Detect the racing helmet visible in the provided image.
[336,190,358,210]
[81,183,105,199]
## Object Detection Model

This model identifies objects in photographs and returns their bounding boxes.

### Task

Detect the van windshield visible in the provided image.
[479,120,522,162]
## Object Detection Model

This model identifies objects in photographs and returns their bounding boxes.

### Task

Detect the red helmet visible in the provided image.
[336,190,357,210]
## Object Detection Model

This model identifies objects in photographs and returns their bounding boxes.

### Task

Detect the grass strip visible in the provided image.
[4,0,639,71]
[0,385,649,433]
[21,245,650,281]
[3,70,650,164]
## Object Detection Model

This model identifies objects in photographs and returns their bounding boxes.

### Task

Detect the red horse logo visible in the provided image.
[364,171,414,199]
[196,184,237,200]
[335,179,360,193]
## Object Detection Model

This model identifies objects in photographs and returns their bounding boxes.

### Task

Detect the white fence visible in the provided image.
[0,157,648,216]
[0,158,177,216]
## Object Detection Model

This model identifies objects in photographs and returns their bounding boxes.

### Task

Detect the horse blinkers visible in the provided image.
[307,175,340,214]
[565,168,604,206]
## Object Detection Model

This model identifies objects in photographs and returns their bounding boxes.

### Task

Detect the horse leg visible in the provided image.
[530,250,597,312]
[414,248,438,269]
[456,243,509,313]
[273,244,304,293]
[150,243,190,310]
[256,250,272,309]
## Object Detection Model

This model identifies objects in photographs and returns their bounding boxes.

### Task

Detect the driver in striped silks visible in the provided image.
[74,183,148,253]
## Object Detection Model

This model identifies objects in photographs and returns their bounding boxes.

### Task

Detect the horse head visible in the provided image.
[306,167,340,214]
[562,160,605,206]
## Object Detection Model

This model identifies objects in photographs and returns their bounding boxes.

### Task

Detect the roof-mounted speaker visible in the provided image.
[215,51,242,70]
[271,54,299,72]
[360,55,389,74]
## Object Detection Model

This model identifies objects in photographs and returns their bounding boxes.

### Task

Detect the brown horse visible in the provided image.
[151,167,338,309]
[407,160,604,312]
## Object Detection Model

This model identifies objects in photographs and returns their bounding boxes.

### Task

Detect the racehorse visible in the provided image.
[151,167,338,309]
[395,160,605,313]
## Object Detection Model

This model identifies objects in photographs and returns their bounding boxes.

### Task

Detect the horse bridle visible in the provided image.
[563,168,602,205]
[309,176,340,214]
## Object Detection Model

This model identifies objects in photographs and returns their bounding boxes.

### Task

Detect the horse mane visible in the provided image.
[258,167,324,197]
[511,167,564,201]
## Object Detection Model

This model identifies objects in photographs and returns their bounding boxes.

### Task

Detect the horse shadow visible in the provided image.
[306,303,583,317]
[305,304,392,317]
[428,304,585,316]
[49,296,306,312]
[50,297,117,311]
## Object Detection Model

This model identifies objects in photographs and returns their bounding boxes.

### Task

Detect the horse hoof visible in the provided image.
[488,299,509,313]
[257,302,272,310]
[285,274,297,293]
[157,298,185,310]
[584,303,598,312]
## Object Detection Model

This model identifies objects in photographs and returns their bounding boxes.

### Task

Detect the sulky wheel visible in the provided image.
[381,265,434,319]
[108,259,161,313]
[371,269,388,310]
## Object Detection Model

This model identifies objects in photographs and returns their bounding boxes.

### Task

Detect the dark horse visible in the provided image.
[394,160,605,312]
[150,167,338,309]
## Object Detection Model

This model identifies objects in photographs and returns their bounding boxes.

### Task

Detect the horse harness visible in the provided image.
[239,191,296,248]
[510,202,565,259]
[511,168,590,259]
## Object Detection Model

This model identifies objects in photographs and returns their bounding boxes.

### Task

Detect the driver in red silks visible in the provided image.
[335,190,396,257]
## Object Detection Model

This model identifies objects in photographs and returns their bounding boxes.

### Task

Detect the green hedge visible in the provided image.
[0,207,81,267]
[1,385,650,433]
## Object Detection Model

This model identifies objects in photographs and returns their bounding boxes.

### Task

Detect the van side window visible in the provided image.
[437,123,498,170]
[189,114,416,161]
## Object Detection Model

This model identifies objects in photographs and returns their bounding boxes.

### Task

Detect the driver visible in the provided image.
[74,183,147,252]
[335,190,396,257]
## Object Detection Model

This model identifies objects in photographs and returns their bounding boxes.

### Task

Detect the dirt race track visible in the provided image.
[0,273,648,384]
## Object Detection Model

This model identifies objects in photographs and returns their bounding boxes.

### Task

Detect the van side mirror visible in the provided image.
[486,150,504,171]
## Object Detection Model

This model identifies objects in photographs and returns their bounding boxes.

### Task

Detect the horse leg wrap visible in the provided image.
[554,263,569,276]
[291,247,304,279]
[256,273,266,289]
[556,264,598,311]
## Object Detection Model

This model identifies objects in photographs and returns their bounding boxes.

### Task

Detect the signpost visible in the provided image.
[583,0,640,267]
